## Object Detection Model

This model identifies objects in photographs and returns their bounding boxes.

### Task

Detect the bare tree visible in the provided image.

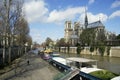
[14,17,31,56]
[14,17,30,45]
[0,0,24,64]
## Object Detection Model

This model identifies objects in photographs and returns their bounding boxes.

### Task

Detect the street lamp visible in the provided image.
[25,42,28,54]
[24,42,28,60]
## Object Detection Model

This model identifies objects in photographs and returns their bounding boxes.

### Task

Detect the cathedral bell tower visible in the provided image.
[64,21,73,43]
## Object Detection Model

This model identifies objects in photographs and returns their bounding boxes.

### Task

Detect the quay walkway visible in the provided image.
[0,53,61,80]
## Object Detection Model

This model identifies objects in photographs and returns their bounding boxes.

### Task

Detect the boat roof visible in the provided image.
[66,57,97,63]
[111,76,120,80]
[52,57,67,65]
[81,67,102,73]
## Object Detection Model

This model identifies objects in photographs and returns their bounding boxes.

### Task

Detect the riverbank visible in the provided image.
[58,46,120,57]
[0,53,60,80]
[0,56,24,75]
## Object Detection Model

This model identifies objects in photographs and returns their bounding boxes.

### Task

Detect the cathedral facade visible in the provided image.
[64,21,83,46]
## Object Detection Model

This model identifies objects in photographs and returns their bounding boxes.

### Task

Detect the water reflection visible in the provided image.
[60,53,120,74]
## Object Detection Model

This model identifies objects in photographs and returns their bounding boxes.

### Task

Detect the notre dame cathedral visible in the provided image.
[64,12,115,46]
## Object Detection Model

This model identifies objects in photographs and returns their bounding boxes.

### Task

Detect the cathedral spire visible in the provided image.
[84,7,88,29]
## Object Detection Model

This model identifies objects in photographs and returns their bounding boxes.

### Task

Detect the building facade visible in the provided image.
[64,21,73,43]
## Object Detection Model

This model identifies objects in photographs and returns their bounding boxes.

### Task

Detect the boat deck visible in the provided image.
[59,68,80,80]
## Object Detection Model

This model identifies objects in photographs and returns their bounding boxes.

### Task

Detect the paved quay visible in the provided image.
[0,53,61,80]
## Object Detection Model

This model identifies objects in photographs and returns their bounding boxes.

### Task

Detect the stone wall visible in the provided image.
[58,46,120,57]
[110,47,120,57]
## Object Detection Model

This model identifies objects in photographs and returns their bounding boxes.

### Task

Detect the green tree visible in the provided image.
[45,37,53,48]
[116,34,120,39]
[65,42,70,56]
[106,46,111,56]
[55,38,67,52]
[55,39,60,52]
[76,43,84,56]
[96,29,106,42]
[67,44,70,54]
[80,28,95,46]
[56,38,66,47]
[98,46,105,56]
[90,46,94,54]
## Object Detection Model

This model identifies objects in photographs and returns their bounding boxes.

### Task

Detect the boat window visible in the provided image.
[81,63,92,68]
[75,62,80,69]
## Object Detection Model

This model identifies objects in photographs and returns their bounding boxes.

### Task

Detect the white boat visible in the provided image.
[52,57,102,73]
[52,57,119,79]
[66,57,102,73]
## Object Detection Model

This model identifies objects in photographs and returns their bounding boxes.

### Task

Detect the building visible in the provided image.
[64,21,73,43]
[64,12,116,46]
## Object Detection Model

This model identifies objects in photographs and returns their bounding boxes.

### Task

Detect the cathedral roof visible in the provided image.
[87,21,104,28]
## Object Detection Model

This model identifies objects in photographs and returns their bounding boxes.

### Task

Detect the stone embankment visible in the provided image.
[59,46,120,57]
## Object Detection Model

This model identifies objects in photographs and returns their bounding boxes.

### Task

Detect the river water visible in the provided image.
[60,53,120,75]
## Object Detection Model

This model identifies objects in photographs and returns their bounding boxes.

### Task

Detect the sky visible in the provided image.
[23,0,120,44]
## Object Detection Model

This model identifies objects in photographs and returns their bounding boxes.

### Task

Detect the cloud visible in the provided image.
[30,29,41,39]
[88,0,95,5]
[23,0,86,24]
[79,12,108,23]
[24,0,108,24]
[111,0,120,8]
[30,28,47,43]
[23,0,48,23]
[109,10,120,19]
[47,7,85,23]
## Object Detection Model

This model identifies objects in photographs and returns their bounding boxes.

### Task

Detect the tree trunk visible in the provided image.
[8,46,11,64]
[3,48,5,64]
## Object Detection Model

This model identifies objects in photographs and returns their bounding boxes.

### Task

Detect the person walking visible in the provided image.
[27,60,29,65]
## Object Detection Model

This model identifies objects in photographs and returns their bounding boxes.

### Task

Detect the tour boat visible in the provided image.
[52,57,102,73]
[52,57,119,80]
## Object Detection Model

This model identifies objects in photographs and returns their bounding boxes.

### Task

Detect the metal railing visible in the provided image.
[0,47,26,67]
